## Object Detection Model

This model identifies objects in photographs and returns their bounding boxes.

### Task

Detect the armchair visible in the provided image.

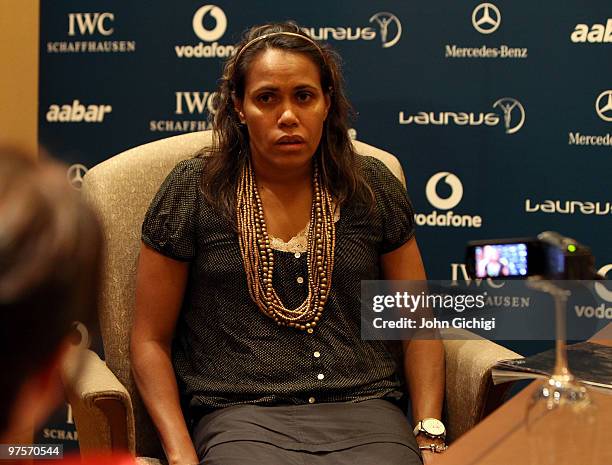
[62,131,521,463]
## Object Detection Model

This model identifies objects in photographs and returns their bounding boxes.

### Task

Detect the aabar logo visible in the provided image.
[68,12,114,36]
[570,19,612,43]
[46,100,112,123]
[175,4,234,58]
[472,3,501,35]
[415,172,482,228]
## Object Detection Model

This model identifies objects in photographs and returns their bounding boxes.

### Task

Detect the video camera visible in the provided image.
[465,231,599,280]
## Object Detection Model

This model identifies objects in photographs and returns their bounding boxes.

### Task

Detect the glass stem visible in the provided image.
[552,291,572,382]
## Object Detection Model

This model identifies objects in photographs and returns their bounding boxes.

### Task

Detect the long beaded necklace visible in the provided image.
[236,158,336,333]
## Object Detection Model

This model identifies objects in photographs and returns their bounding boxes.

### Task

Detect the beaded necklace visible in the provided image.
[236,158,336,333]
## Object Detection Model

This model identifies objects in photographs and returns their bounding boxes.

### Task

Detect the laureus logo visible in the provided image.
[472,3,501,34]
[415,172,482,228]
[492,98,525,134]
[426,172,463,210]
[369,12,402,48]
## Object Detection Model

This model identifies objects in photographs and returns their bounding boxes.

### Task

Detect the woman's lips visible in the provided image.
[276,135,305,145]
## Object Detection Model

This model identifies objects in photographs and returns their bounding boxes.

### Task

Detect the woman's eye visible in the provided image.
[296,92,313,102]
[257,93,274,103]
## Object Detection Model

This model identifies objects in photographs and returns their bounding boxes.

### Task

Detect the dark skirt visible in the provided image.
[192,399,423,465]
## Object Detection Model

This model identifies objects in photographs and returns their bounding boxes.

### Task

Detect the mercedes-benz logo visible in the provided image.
[492,98,525,134]
[369,12,402,48]
[67,163,88,190]
[426,172,463,210]
[192,4,227,42]
[472,3,501,34]
[595,90,612,122]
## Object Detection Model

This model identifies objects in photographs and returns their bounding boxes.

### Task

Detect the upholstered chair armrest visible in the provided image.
[62,349,136,455]
[441,328,522,441]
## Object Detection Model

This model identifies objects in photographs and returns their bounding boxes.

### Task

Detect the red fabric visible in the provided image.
[40,454,136,465]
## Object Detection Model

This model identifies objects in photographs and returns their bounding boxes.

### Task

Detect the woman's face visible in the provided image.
[235,48,330,172]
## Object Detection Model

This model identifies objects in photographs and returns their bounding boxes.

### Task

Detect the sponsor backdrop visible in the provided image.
[38,0,611,450]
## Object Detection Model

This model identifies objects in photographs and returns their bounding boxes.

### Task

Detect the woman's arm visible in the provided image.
[130,243,199,465]
[381,237,446,459]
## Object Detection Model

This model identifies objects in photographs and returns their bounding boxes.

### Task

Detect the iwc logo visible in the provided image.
[150,91,219,132]
[414,172,482,228]
[472,3,501,34]
[47,12,136,53]
[175,4,235,58]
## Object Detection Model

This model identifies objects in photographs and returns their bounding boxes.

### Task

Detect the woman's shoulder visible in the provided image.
[357,155,404,189]
[171,155,208,175]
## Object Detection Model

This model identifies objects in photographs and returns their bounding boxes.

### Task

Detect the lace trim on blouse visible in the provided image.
[270,205,341,253]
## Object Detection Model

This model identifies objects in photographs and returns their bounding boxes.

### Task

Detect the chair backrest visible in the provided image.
[82,130,407,457]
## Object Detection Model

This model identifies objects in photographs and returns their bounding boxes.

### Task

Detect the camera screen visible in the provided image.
[474,243,528,278]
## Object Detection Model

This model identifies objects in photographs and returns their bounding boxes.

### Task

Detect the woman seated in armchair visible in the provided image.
[131,22,445,465]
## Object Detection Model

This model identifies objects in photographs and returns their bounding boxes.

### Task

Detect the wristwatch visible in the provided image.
[413,418,446,440]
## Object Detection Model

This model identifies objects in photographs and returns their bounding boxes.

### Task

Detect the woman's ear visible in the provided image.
[231,94,246,123]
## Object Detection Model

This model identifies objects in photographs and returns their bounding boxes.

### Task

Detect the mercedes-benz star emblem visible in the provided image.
[67,164,88,190]
[595,90,612,122]
[472,3,501,34]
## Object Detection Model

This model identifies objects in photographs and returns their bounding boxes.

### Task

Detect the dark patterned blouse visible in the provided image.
[142,155,415,418]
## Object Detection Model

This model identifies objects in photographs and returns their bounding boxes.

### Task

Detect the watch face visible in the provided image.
[422,418,445,436]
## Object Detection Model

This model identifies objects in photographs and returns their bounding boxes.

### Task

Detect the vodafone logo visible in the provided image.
[415,172,482,228]
[425,172,463,210]
[175,4,234,58]
[595,264,612,303]
[192,5,227,42]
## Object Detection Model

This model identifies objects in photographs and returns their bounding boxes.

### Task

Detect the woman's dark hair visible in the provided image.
[199,22,373,225]
[0,149,103,433]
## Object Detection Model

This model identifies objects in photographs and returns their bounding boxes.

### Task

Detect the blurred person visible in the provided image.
[0,148,132,464]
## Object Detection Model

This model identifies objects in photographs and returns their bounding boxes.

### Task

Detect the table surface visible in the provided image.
[434,326,612,465]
